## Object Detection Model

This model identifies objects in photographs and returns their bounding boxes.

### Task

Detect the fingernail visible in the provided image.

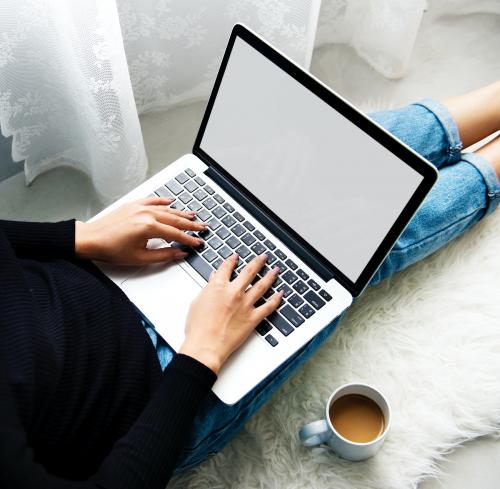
[197,239,204,245]
[272,266,280,274]
[189,211,197,216]
[262,253,268,260]
[233,253,239,259]
[174,251,188,260]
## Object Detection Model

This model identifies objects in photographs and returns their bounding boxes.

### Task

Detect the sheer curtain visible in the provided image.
[0,0,444,202]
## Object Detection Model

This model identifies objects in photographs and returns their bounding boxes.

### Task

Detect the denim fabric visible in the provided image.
[139,99,500,471]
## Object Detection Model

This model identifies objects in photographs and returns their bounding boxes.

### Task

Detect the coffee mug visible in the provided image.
[298,383,391,461]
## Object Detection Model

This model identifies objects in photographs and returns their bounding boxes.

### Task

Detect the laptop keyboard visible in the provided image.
[153,168,333,348]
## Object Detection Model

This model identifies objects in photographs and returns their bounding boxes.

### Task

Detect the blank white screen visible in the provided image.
[200,38,423,282]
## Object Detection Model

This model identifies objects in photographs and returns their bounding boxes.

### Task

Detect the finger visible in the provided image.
[153,210,206,232]
[245,266,280,304]
[215,253,238,283]
[136,247,188,264]
[138,196,175,206]
[160,207,198,220]
[234,253,268,291]
[254,290,284,321]
[153,223,204,248]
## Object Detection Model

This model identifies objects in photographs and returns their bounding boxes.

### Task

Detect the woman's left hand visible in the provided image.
[75,197,206,265]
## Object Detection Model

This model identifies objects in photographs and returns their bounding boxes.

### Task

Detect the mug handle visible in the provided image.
[299,420,332,447]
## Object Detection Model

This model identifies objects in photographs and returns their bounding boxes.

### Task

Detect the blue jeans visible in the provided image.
[141,99,500,471]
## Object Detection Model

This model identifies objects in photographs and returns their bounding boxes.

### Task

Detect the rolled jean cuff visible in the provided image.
[413,98,463,164]
[461,152,500,216]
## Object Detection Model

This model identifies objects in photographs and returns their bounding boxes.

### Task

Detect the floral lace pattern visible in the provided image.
[0,0,318,201]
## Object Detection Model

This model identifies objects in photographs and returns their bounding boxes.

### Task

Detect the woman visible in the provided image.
[1,82,500,488]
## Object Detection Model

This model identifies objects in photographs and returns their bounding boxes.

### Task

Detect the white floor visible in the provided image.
[1,8,500,489]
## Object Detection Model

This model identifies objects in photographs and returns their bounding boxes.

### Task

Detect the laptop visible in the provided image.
[93,24,437,405]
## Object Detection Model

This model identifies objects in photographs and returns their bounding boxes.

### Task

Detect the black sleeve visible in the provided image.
[0,354,216,489]
[0,220,76,259]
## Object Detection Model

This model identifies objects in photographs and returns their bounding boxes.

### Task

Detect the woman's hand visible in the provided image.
[75,197,206,265]
[179,253,284,374]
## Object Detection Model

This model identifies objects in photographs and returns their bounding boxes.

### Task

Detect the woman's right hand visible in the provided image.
[179,253,283,374]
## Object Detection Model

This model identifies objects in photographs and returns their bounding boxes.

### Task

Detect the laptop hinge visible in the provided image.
[204,165,335,283]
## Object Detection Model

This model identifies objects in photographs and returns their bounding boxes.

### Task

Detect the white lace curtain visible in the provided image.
[0,0,430,203]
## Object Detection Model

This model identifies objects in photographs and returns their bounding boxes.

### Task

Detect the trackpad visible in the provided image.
[121,262,201,351]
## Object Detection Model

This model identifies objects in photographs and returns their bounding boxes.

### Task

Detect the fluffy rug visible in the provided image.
[169,186,500,489]
[168,9,500,488]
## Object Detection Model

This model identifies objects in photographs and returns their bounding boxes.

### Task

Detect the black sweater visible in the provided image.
[0,219,216,488]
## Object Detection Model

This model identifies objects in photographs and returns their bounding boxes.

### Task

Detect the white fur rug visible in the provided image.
[169,188,500,489]
[168,8,500,489]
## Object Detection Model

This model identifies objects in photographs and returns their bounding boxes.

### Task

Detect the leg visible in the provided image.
[443,81,500,148]
[173,100,500,471]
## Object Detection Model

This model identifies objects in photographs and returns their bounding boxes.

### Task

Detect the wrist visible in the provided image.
[179,342,223,374]
[75,221,95,260]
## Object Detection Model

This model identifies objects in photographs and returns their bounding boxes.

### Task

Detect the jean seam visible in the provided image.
[391,207,484,254]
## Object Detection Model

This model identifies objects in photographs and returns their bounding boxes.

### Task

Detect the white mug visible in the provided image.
[298,383,391,461]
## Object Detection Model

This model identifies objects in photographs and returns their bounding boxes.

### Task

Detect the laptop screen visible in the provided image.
[199,36,424,283]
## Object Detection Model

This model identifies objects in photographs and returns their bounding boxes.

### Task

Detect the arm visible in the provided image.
[0,355,216,489]
[0,219,76,260]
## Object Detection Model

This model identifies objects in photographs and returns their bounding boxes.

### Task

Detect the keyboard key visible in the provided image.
[299,303,315,319]
[236,245,251,258]
[233,211,244,222]
[256,320,272,336]
[166,179,183,195]
[280,305,305,328]
[274,261,287,272]
[319,289,333,302]
[185,168,196,177]
[218,246,232,259]
[194,189,208,201]
[243,221,255,231]
[175,172,189,184]
[186,253,212,281]
[232,224,246,237]
[208,237,223,250]
[241,233,256,246]
[254,230,265,241]
[202,249,218,262]
[226,236,240,249]
[263,239,276,250]
[268,312,294,336]
[213,206,226,218]
[282,270,298,284]
[263,288,274,299]
[288,293,304,308]
[292,280,308,295]
[216,227,231,239]
[214,194,225,204]
[223,203,235,213]
[259,265,271,277]
[251,242,266,255]
[285,258,298,270]
[195,176,205,186]
[197,209,211,221]
[184,180,198,192]
[212,258,223,269]
[275,249,287,261]
[204,185,215,195]
[265,334,278,347]
[178,192,192,204]
[277,284,293,298]
[245,253,256,263]
[203,197,217,210]
[170,202,184,210]
[308,279,320,291]
[222,215,236,228]
[207,218,221,230]
[155,186,174,198]
[304,290,326,310]
[297,269,309,281]
[266,253,277,265]
[188,201,202,211]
